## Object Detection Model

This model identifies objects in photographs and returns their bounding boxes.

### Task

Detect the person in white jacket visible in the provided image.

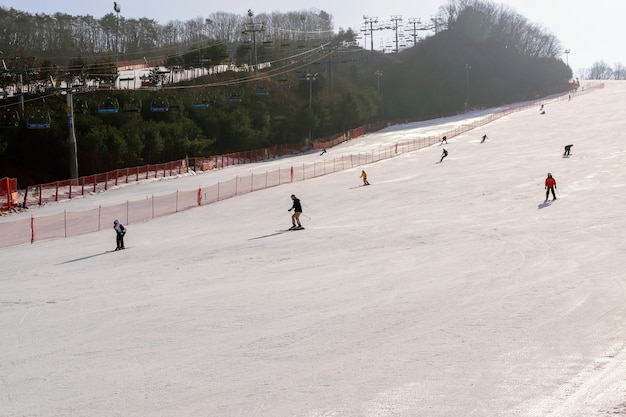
[113,220,127,250]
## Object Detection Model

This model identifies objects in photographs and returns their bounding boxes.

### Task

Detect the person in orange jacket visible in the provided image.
[545,173,557,202]
[360,170,370,185]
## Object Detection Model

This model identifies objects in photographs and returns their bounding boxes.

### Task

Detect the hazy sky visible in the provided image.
[1,0,623,74]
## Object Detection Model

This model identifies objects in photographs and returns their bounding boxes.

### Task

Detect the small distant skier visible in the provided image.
[113,219,127,250]
[360,170,370,185]
[540,104,544,111]
[288,194,303,230]
[440,148,448,163]
[319,148,327,156]
[441,135,448,145]
[481,134,488,143]
[563,144,573,157]
[545,173,557,202]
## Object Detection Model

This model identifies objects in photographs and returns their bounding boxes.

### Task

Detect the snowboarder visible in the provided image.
[288,194,303,230]
[360,170,370,185]
[545,173,557,202]
[563,144,573,157]
[440,148,448,163]
[319,148,327,156]
[441,135,448,145]
[481,134,488,143]
[113,219,127,250]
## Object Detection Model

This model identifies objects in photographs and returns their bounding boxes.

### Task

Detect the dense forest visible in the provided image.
[0,0,574,187]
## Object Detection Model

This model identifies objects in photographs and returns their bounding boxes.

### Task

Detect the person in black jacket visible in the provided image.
[288,195,303,229]
[113,219,127,250]
[563,144,573,157]
[440,148,448,163]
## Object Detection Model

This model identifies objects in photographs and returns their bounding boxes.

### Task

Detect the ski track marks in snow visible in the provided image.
[511,342,626,417]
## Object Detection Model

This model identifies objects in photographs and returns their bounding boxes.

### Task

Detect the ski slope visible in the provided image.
[2,81,626,417]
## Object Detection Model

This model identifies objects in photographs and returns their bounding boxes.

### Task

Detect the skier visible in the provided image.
[440,148,448,163]
[319,148,327,156]
[481,134,488,143]
[287,194,303,230]
[441,135,448,145]
[563,144,573,157]
[545,173,557,202]
[113,219,127,250]
[360,170,370,185]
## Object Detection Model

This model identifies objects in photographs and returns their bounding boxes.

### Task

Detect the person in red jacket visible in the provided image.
[545,173,557,202]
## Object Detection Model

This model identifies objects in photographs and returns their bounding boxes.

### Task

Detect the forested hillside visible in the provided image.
[0,0,573,186]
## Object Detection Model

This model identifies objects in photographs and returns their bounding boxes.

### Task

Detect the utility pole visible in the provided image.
[390,15,402,53]
[243,9,265,74]
[306,73,317,144]
[564,49,571,67]
[363,16,378,51]
[375,70,383,95]
[465,64,471,112]
[114,2,121,87]
[406,18,421,47]
[66,88,78,179]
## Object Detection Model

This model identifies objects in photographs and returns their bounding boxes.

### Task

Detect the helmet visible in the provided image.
[114,219,119,224]
[547,173,552,177]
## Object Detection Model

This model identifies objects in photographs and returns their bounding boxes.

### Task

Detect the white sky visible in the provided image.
[1,0,624,75]
[2,81,626,416]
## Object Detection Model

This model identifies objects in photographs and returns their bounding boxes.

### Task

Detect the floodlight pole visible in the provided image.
[465,64,471,112]
[375,70,383,94]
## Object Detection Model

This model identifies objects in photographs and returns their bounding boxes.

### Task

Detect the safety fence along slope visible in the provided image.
[0,84,603,248]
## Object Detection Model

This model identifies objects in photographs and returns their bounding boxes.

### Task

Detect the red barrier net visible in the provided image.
[0,177,18,211]
[0,85,602,248]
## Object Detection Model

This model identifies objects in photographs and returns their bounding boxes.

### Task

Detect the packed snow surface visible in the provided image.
[2,82,626,417]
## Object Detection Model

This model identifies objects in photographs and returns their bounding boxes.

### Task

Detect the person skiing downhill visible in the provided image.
[481,134,488,143]
[441,135,448,145]
[360,170,370,185]
[440,148,448,163]
[545,173,557,202]
[113,219,127,250]
[287,194,303,230]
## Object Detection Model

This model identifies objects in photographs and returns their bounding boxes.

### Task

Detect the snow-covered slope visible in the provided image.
[2,81,626,417]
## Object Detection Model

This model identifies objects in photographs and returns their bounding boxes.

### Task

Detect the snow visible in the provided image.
[3,81,626,417]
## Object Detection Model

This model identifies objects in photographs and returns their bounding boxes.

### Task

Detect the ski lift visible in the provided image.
[0,107,20,128]
[98,97,120,114]
[150,96,169,112]
[27,109,51,129]
[122,97,142,113]
[227,90,243,103]
[192,92,216,108]
[255,86,269,96]
[74,98,89,115]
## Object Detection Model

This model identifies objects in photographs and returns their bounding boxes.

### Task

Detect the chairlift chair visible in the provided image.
[26,109,51,129]
[122,97,142,113]
[227,90,243,103]
[150,97,169,112]
[74,98,89,115]
[0,107,20,128]
[98,97,120,114]
[255,86,269,96]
